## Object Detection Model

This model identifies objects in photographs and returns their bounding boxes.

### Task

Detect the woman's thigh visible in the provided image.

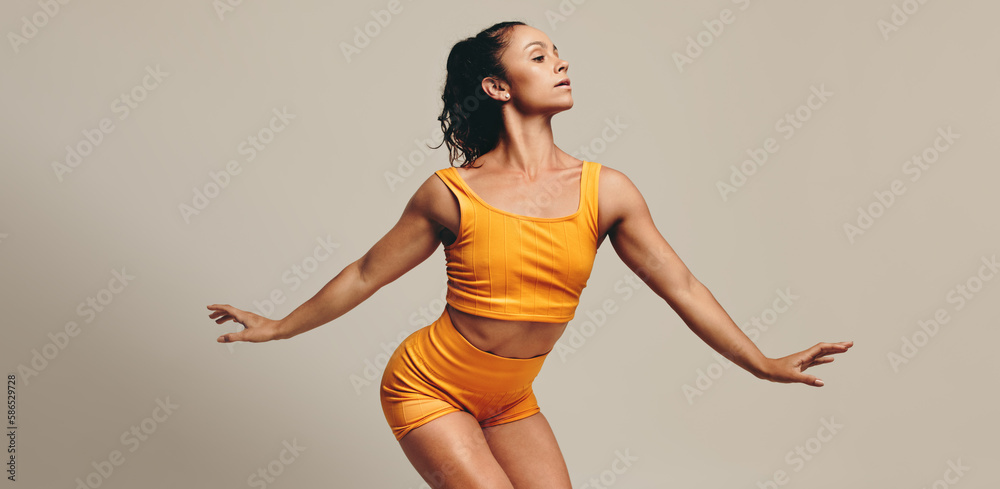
[398,410,515,489]
[481,412,572,489]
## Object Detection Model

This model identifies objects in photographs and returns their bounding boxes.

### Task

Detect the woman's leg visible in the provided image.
[398,411,515,489]
[481,412,573,489]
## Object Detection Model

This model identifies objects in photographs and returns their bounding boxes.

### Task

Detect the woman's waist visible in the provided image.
[445,304,566,359]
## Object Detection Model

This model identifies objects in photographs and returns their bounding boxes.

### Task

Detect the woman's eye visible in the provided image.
[533,56,544,61]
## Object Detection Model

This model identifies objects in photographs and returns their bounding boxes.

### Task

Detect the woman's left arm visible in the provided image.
[601,167,852,386]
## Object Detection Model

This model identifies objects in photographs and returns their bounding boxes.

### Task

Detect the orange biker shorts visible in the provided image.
[380,306,550,441]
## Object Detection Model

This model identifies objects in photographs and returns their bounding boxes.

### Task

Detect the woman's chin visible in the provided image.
[553,99,574,112]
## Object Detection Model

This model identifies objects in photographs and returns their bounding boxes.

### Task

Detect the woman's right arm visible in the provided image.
[273,175,447,340]
[208,174,448,343]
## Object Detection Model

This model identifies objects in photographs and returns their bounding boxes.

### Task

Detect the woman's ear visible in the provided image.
[481,77,508,102]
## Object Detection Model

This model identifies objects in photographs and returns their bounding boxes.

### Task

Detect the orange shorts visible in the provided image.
[380,306,550,441]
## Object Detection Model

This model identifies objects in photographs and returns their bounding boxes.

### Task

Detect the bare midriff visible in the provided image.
[446,303,568,359]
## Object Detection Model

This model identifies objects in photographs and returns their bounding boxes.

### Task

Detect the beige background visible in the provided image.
[1,0,997,487]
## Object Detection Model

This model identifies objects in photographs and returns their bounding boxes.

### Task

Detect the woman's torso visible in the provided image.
[429,154,614,359]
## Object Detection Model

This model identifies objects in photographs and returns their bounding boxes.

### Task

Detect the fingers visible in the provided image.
[795,368,824,387]
[209,304,250,343]
[813,341,854,353]
[806,341,854,361]
[803,357,835,369]
[775,365,825,387]
[792,371,823,386]
[207,304,232,322]
[218,330,245,343]
[798,342,852,385]
[797,344,845,372]
[207,304,246,326]
[765,341,852,387]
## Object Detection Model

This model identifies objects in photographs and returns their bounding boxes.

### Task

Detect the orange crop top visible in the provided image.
[433,161,601,323]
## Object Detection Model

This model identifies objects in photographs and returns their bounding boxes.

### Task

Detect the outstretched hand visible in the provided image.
[761,341,854,387]
[207,304,283,343]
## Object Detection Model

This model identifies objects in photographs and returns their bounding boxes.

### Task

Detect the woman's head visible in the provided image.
[435,22,571,167]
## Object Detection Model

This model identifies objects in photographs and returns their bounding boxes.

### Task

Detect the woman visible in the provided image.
[207,21,853,488]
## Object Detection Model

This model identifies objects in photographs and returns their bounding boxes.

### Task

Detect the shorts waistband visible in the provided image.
[419,307,548,392]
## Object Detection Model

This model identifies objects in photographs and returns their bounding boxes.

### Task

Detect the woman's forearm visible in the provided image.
[668,280,772,379]
[273,260,375,340]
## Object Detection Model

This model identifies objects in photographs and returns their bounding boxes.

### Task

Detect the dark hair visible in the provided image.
[432,21,526,168]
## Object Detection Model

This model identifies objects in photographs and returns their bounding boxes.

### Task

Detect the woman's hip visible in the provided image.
[380,307,549,394]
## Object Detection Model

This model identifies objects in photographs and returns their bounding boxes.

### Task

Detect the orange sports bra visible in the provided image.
[433,161,601,323]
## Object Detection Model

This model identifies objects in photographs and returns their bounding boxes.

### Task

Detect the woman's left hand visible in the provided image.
[759,341,854,387]
[207,303,283,343]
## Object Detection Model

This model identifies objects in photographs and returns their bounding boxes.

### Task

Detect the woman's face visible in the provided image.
[490,25,572,115]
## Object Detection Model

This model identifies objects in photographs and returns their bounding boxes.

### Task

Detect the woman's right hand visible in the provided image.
[759,341,854,386]
[207,304,284,343]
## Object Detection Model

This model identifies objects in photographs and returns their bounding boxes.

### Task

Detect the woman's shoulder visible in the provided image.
[593,163,646,211]
[592,161,627,184]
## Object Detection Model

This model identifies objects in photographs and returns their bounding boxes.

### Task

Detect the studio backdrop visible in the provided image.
[1,0,996,487]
